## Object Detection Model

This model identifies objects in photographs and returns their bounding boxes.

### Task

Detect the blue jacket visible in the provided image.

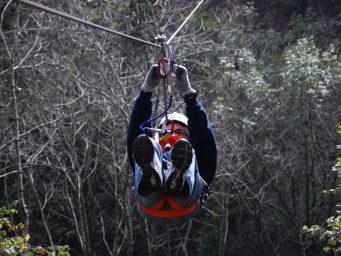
[127,90,217,185]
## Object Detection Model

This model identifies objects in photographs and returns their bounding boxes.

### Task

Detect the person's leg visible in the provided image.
[170,153,203,207]
[165,139,193,195]
[133,134,163,191]
[165,139,203,206]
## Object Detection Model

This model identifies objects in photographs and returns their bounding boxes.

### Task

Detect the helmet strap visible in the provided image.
[166,119,175,134]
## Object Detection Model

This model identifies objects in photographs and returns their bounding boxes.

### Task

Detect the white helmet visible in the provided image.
[154,112,188,141]
[158,112,188,129]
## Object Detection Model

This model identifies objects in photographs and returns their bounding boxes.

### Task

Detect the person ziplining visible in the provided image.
[18,0,217,225]
[127,64,217,225]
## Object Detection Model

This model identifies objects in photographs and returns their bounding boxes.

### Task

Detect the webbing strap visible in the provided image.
[138,195,200,218]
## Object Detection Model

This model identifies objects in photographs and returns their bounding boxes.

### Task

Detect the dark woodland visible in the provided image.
[1,0,341,255]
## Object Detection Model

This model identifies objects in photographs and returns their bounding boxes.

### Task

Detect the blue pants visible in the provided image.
[132,138,203,225]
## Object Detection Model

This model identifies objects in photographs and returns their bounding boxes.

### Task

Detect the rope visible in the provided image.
[162,77,169,121]
[166,0,205,45]
[139,95,172,134]
[18,0,205,50]
[17,0,162,49]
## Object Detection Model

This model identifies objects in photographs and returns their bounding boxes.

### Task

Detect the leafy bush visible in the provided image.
[303,123,341,254]
[0,201,70,256]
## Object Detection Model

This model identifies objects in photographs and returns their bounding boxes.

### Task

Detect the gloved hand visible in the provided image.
[175,65,195,96]
[141,64,160,92]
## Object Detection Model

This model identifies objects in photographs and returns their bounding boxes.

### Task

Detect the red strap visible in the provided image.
[148,195,167,210]
[159,133,179,152]
[138,195,200,218]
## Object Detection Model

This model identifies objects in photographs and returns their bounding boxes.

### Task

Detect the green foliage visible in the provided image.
[228,48,269,103]
[198,211,224,255]
[198,9,220,31]
[303,210,341,254]
[288,14,306,42]
[303,124,341,254]
[0,202,70,256]
[90,14,100,24]
[280,38,341,99]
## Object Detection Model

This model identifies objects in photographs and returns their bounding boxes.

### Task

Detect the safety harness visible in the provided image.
[138,196,200,218]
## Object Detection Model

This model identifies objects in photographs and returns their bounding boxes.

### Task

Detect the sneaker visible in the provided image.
[165,139,193,195]
[133,134,163,191]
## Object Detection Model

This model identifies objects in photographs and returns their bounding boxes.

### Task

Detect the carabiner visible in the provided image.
[157,58,170,78]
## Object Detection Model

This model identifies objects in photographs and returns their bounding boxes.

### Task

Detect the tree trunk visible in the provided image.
[10,3,29,235]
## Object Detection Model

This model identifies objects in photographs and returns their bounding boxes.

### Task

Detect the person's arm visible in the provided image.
[185,93,217,185]
[126,65,160,173]
[127,91,154,173]
[174,66,217,185]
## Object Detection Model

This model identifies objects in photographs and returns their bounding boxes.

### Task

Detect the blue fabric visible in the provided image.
[184,94,217,185]
[127,90,217,184]
[127,90,217,224]
[131,138,202,225]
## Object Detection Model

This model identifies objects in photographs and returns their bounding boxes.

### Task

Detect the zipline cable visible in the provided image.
[17,0,162,49]
[166,0,205,45]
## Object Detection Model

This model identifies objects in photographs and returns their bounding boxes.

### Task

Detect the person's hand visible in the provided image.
[141,64,160,92]
[175,65,195,96]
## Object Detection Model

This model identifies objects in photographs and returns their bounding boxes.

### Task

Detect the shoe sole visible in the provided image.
[133,135,161,190]
[171,139,193,170]
[165,139,193,194]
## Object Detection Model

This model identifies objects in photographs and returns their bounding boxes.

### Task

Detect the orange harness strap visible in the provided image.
[138,195,200,218]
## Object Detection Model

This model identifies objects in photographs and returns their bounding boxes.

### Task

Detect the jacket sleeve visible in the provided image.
[185,94,217,185]
[127,90,153,174]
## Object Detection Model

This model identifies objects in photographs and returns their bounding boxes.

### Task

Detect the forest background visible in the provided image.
[1,0,341,255]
